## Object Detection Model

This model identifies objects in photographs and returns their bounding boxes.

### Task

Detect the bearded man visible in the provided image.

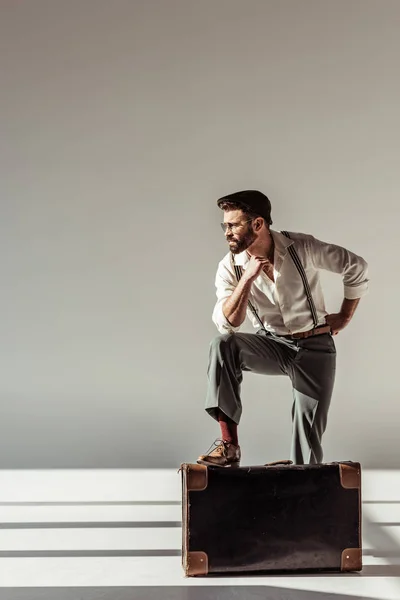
[197,190,368,468]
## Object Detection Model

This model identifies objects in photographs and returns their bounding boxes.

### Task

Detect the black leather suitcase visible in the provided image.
[181,461,361,576]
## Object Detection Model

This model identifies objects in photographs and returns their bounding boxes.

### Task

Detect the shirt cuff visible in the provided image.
[343,281,369,300]
[212,303,241,334]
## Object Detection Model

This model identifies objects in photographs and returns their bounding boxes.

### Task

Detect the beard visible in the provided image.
[227,225,257,254]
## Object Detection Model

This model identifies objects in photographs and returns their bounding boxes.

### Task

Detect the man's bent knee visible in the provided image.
[209,333,237,355]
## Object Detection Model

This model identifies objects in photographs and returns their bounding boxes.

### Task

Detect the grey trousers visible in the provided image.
[205,330,336,464]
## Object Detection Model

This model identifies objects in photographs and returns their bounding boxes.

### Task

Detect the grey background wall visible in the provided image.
[0,0,396,468]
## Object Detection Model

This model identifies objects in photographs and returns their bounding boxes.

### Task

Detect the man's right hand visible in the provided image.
[242,256,270,283]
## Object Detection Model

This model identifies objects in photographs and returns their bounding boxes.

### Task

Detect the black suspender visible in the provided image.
[281,231,318,328]
[232,231,319,330]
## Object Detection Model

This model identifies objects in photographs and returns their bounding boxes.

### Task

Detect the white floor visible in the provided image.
[0,468,399,600]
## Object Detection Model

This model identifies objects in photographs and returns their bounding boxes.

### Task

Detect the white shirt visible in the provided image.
[212,230,369,335]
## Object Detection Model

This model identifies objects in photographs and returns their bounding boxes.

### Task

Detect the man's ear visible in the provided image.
[254,217,264,230]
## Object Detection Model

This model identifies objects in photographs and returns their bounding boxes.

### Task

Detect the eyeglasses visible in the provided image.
[220,218,254,233]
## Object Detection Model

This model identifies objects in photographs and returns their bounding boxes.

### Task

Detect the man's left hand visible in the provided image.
[325,313,351,336]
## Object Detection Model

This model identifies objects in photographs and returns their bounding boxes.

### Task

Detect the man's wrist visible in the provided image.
[242,271,257,284]
[339,312,352,323]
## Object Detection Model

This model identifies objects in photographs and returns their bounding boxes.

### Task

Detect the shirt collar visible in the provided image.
[232,229,294,266]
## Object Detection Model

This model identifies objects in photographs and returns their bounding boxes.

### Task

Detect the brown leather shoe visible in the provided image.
[197,439,241,468]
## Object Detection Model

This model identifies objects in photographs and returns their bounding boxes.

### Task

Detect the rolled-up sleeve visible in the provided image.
[306,235,369,299]
[212,261,242,334]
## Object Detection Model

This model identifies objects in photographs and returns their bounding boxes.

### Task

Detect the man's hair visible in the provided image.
[219,200,273,226]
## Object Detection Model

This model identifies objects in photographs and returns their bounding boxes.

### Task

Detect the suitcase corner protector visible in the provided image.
[185,463,208,491]
[185,551,209,576]
[341,548,362,571]
[339,463,361,489]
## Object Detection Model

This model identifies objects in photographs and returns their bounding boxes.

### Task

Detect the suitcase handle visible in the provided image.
[264,460,293,466]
